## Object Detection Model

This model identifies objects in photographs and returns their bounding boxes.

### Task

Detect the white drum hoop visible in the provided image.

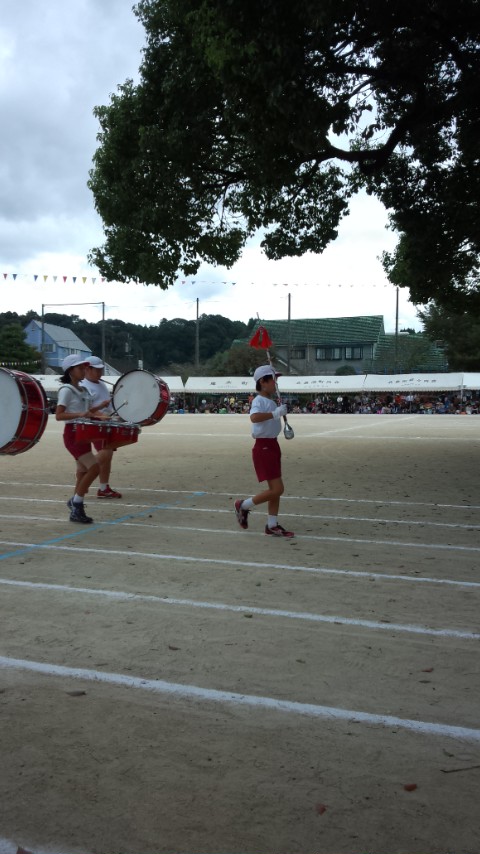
[0,368,48,455]
[112,370,170,426]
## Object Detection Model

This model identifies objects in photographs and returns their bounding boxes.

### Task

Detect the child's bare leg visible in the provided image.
[253,477,284,513]
[76,461,100,498]
[96,447,114,483]
[75,462,87,493]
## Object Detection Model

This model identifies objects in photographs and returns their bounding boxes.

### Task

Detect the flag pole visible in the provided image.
[249,323,294,439]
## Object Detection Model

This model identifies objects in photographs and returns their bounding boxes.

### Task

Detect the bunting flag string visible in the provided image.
[271,282,392,288]
[1,272,237,286]
[2,272,104,284]
[0,359,41,367]
[1,272,393,288]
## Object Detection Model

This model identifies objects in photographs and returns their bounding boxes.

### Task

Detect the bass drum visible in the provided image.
[73,418,140,446]
[0,368,49,455]
[112,370,170,426]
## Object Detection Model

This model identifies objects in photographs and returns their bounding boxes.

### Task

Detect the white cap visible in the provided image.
[62,354,89,372]
[253,365,280,383]
[86,356,105,369]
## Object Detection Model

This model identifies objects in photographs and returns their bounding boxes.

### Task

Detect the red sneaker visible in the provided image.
[265,524,295,538]
[97,486,122,498]
[234,498,249,529]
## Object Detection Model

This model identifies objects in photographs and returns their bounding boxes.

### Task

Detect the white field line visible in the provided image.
[43,413,479,440]
[1,539,479,589]
[1,654,479,742]
[0,507,479,533]
[0,516,479,553]
[0,838,70,854]
[42,431,480,441]
[1,576,478,640]
[1,481,479,511]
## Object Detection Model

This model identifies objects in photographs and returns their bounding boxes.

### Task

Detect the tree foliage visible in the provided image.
[88,0,480,309]
[418,304,480,370]
[0,311,252,374]
[0,323,41,371]
[206,342,274,376]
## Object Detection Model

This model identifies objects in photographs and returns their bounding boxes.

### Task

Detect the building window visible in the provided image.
[44,344,55,353]
[316,346,342,360]
[345,346,363,359]
[291,348,306,359]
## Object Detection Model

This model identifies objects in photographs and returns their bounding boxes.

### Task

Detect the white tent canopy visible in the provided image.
[31,373,185,395]
[278,372,480,393]
[462,373,480,390]
[29,371,480,398]
[30,374,63,394]
[278,375,366,394]
[362,372,466,392]
[184,376,254,394]
[156,376,184,394]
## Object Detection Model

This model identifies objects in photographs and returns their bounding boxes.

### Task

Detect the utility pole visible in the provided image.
[195,297,200,368]
[41,304,46,373]
[101,301,106,365]
[287,292,291,373]
[38,301,106,372]
[394,286,399,373]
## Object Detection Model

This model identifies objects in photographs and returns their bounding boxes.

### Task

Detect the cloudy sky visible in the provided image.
[1,0,423,332]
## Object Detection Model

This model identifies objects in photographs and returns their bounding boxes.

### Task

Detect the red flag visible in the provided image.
[249,325,273,349]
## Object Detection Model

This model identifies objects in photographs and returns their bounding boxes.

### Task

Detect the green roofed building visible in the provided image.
[245,317,447,375]
[373,332,448,374]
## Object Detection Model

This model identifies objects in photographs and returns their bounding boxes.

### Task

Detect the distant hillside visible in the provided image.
[0,310,254,373]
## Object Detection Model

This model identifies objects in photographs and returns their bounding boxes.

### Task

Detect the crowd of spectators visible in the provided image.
[170,392,480,415]
[293,393,479,415]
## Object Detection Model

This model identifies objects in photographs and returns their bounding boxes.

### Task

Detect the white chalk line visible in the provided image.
[0,837,70,854]
[1,654,479,742]
[42,430,480,441]
[1,576,478,640]
[0,512,478,553]
[1,539,479,589]
[1,507,479,534]
[1,481,479,511]
[298,434,480,442]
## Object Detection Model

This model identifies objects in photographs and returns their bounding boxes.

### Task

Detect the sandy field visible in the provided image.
[0,412,479,854]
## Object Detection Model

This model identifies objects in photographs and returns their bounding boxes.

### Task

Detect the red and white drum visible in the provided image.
[112,370,170,426]
[73,419,140,446]
[0,368,49,456]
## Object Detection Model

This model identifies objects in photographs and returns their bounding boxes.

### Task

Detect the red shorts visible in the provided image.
[63,424,92,461]
[92,439,117,452]
[252,438,282,482]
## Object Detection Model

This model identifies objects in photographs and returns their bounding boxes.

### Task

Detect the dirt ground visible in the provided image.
[0,412,479,854]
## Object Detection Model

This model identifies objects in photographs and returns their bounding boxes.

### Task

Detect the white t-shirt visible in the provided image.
[250,394,281,439]
[57,383,92,415]
[81,378,113,413]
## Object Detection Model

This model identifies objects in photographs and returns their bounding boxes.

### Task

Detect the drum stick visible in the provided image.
[111,399,128,417]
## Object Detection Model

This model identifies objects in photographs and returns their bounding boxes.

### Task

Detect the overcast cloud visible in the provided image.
[0,1,422,331]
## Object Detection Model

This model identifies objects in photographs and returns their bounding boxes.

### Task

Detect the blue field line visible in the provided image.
[0,492,206,562]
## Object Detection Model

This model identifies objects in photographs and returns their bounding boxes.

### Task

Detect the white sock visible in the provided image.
[268,515,277,528]
[99,483,108,491]
[73,494,83,504]
[242,497,254,510]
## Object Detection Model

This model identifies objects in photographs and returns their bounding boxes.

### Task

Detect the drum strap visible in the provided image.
[60,383,93,409]
[65,383,92,399]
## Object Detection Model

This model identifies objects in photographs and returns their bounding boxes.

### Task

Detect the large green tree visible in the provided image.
[418,304,480,370]
[0,324,41,372]
[88,0,479,309]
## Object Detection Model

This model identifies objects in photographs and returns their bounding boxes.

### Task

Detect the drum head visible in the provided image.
[0,369,23,448]
[112,370,165,425]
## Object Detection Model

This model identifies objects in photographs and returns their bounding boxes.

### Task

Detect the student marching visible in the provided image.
[235,364,294,538]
